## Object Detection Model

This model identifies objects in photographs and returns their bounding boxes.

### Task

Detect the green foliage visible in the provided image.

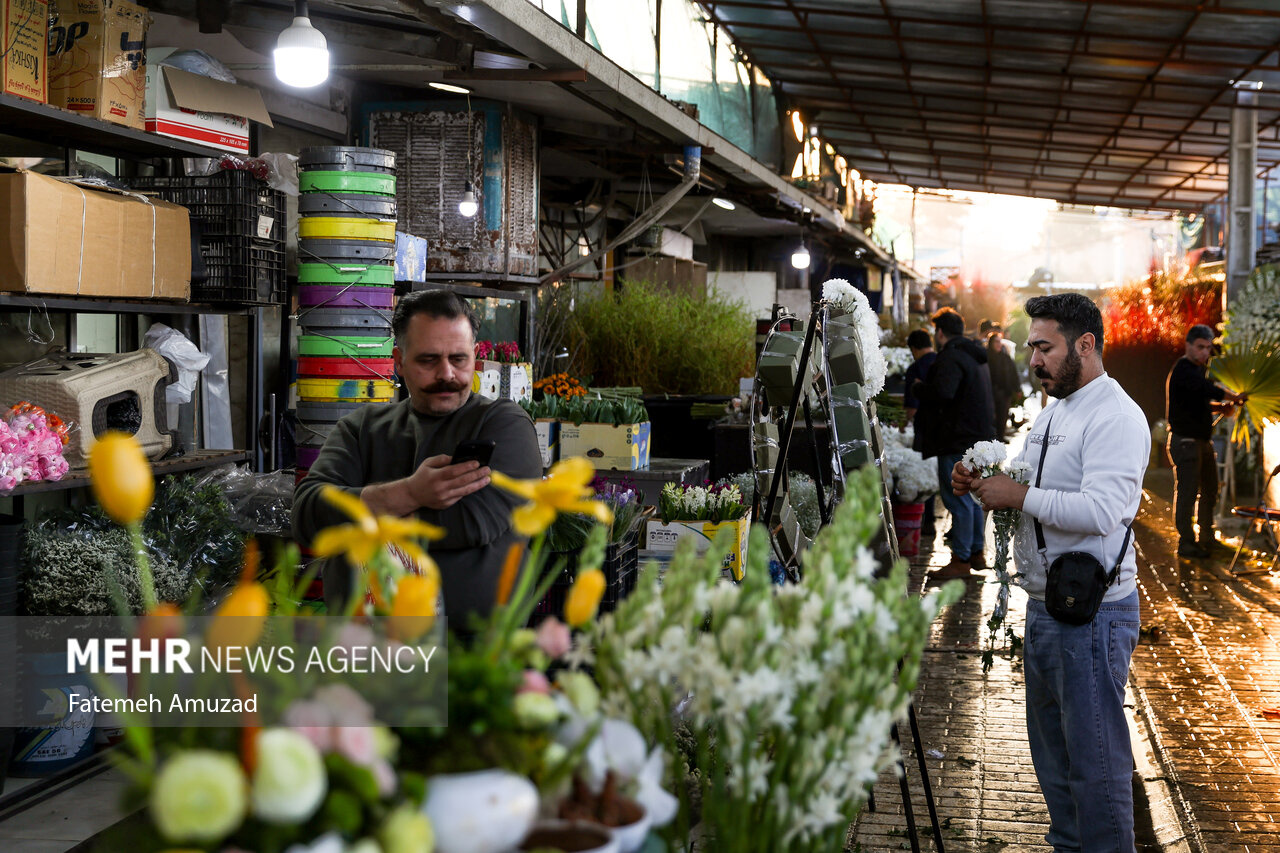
[1210,342,1280,451]
[520,393,649,426]
[566,282,755,395]
[19,473,245,615]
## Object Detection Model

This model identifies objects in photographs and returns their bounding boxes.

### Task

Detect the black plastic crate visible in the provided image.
[132,170,287,304]
[132,170,286,242]
[200,238,287,304]
[533,538,639,624]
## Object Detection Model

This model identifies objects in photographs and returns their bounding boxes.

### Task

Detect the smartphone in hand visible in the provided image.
[452,438,496,466]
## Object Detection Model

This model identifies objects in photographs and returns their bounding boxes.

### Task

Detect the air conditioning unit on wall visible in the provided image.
[369,105,538,278]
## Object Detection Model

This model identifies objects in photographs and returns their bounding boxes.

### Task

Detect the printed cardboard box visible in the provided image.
[644,517,749,581]
[0,169,190,300]
[560,421,651,471]
[534,418,559,468]
[145,47,272,154]
[473,361,531,403]
[48,0,149,129]
[2,0,48,103]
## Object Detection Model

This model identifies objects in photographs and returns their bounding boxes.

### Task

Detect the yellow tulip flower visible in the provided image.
[312,486,445,566]
[206,581,269,650]
[564,567,606,627]
[88,431,153,525]
[489,456,613,536]
[388,566,441,643]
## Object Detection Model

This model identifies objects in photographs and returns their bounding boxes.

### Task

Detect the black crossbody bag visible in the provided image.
[1031,417,1133,626]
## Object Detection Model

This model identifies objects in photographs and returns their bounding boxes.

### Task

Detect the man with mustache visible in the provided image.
[294,289,541,632]
[953,293,1148,853]
[1165,324,1245,559]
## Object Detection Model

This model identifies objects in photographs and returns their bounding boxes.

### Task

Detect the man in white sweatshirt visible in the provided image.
[953,293,1147,853]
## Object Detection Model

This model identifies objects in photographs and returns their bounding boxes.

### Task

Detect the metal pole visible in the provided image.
[1227,85,1259,310]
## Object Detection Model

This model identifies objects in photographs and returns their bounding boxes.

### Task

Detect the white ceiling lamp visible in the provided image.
[458,182,478,218]
[790,241,811,270]
[273,0,329,88]
[458,96,478,218]
[429,82,472,94]
[712,197,736,210]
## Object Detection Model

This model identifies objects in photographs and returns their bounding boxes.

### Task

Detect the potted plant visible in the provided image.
[476,340,534,402]
[556,394,652,472]
[644,481,750,580]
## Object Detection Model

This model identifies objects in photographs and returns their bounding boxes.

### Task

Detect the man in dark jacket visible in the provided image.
[986,327,1021,440]
[1165,324,1245,558]
[912,307,997,576]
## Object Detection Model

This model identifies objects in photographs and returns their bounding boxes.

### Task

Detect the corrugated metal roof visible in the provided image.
[699,0,1280,210]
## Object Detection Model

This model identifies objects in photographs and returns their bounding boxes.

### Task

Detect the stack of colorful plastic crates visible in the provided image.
[295,146,399,481]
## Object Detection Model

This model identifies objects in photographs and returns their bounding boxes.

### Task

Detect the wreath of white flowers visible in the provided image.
[821,279,887,397]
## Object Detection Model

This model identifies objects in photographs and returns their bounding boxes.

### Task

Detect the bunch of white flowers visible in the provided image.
[884,447,937,503]
[1224,264,1280,350]
[586,467,960,853]
[961,439,1007,474]
[881,346,915,378]
[879,424,914,452]
[658,482,748,524]
[961,439,1032,672]
[822,278,888,397]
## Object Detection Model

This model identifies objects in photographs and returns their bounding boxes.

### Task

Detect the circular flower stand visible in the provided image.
[891,500,926,557]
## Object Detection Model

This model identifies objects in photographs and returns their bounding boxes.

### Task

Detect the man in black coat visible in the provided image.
[1165,324,1245,558]
[912,307,997,577]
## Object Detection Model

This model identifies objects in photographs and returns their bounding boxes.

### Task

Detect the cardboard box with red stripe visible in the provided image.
[144,47,273,154]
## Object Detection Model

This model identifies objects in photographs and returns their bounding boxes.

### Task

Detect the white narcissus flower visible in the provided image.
[150,750,247,844]
[251,729,328,824]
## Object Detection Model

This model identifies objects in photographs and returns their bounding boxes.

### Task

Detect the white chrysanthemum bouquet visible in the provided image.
[822,278,888,397]
[884,447,937,503]
[881,346,915,378]
[961,440,1032,671]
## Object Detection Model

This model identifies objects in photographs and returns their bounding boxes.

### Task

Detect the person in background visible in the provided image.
[957,293,1148,853]
[912,307,996,577]
[903,328,938,535]
[987,327,1021,441]
[1165,324,1245,559]
[293,289,543,633]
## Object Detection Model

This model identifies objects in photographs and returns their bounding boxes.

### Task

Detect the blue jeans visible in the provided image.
[937,453,985,560]
[1025,592,1141,853]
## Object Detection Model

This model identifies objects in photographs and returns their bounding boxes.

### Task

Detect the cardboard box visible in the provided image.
[0,169,190,300]
[645,517,749,581]
[2,0,48,103]
[144,47,273,154]
[560,421,651,470]
[534,418,559,468]
[48,0,149,129]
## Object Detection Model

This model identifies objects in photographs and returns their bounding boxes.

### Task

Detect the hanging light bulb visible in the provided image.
[712,197,736,210]
[790,242,811,270]
[273,0,329,88]
[458,182,478,218]
[577,235,591,256]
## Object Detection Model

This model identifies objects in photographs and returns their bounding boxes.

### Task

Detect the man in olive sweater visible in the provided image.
[293,290,542,632]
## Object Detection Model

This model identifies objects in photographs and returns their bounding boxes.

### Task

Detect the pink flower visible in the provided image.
[283,700,335,752]
[519,669,551,695]
[535,617,572,660]
[334,725,378,766]
[312,683,375,726]
[372,759,397,796]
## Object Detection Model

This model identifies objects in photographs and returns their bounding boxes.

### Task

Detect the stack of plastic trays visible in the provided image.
[296,146,399,482]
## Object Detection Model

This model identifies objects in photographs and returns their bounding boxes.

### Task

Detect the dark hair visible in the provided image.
[1024,293,1105,355]
[1186,324,1215,343]
[391,290,479,343]
[906,329,933,350]
[978,319,994,334]
[930,307,965,337]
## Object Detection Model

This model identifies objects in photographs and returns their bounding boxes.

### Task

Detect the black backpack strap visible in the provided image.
[1032,416,1053,553]
[1107,525,1133,587]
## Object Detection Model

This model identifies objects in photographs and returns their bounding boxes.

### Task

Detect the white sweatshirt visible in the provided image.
[1011,373,1150,602]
